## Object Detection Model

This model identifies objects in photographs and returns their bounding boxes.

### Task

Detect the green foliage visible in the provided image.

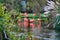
[0,3,4,31]
[3,12,21,40]
[27,0,47,13]
[0,3,4,17]
[0,3,22,40]
[57,6,60,13]
[54,14,60,30]
[56,0,60,3]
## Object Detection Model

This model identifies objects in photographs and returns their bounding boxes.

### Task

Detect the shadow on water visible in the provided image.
[55,30,60,40]
[33,26,60,40]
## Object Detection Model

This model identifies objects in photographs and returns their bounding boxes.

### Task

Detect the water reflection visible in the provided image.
[55,31,60,40]
[32,27,60,40]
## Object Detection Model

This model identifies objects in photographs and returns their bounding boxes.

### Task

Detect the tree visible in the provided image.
[27,0,47,14]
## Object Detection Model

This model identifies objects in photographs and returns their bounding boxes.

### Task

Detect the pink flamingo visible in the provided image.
[37,18,41,30]
[30,19,35,31]
[24,18,28,29]
[17,19,22,28]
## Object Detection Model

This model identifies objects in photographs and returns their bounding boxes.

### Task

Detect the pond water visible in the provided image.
[32,27,60,40]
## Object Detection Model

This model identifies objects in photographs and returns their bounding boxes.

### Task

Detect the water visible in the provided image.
[32,27,60,40]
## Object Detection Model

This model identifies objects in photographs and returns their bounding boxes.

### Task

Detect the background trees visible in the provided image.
[0,0,60,13]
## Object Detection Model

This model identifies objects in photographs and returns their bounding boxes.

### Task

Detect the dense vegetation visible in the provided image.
[0,3,22,40]
[0,0,60,13]
[0,0,60,40]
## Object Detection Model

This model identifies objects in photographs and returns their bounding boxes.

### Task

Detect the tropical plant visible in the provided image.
[0,3,22,40]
